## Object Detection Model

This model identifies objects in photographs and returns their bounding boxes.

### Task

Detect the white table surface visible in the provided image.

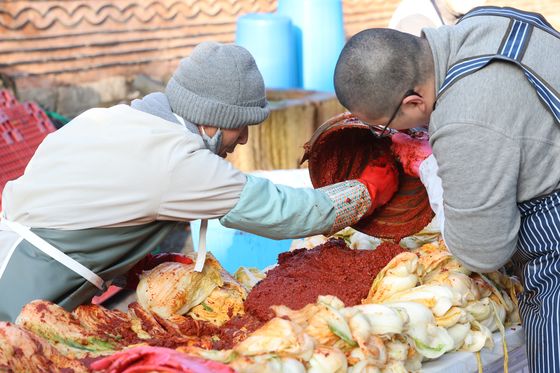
[422,326,527,373]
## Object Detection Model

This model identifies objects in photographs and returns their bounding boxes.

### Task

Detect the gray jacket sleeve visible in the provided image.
[431,122,521,272]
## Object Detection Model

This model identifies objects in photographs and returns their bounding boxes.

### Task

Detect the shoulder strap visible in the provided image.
[458,6,559,38]
[194,219,208,272]
[1,219,105,290]
[438,15,533,97]
[430,0,446,26]
[436,12,560,125]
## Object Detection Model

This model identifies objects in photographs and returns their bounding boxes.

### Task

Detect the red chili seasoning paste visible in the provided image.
[244,239,404,321]
[354,174,434,241]
[303,113,434,241]
[214,313,264,350]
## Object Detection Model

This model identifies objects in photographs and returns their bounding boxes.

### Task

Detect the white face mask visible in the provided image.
[199,127,223,155]
[172,113,223,155]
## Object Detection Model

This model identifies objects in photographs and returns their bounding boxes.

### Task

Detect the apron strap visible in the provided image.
[0,236,22,281]
[194,219,208,272]
[438,17,533,96]
[437,9,560,125]
[459,6,559,38]
[429,0,446,26]
[1,219,105,290]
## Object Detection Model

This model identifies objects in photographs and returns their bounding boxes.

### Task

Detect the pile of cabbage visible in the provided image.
[136,252,253,326]
[181,240,521,373]
[0,252,256,372]
[0,242,521,373]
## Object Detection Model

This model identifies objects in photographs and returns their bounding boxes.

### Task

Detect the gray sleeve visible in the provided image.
[431,122,521,272]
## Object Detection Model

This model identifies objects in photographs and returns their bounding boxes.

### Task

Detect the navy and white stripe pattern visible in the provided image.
[460,6,560,39]
[523,68,560,125]
[512,190,560,373]
[438,17,532,96]
[437,8,560,125]
[499,19,531,59]
[437,56,493,94]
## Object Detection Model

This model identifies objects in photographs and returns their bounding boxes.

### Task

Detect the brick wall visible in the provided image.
[0,0,559,113]
[0,0,276,90]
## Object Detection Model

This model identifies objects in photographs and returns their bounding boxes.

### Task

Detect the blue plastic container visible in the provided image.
[277,0,345,92]
[236,13,299,89]
[190,219,292,274]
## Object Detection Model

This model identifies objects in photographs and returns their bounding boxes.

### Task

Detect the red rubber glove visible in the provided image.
[125,253,193,290]
[390,132,432,177]
[357,157,399,216]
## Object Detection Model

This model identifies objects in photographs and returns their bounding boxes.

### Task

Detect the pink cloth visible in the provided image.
[390,132,432,177]
[90,346,235,373]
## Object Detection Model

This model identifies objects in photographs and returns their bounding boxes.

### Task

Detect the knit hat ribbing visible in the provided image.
[165,41,270,129]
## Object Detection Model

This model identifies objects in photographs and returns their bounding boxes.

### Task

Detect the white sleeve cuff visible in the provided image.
[418,154,445,235]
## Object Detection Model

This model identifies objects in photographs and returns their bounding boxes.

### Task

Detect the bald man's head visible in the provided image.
[334,28,433,120]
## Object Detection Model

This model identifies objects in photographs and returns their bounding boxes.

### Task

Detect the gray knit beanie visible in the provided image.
[165,41,270,129]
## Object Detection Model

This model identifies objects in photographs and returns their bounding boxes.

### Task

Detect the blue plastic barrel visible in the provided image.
[277,0,345,92]
[236,13,299,89]
[190,219,292,274]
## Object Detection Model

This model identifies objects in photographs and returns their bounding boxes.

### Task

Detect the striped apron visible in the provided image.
[513,192,560,373]
[437,7,560,372]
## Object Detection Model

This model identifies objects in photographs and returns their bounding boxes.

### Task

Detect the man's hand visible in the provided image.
[391,132,432,177]
[357,156,399,215]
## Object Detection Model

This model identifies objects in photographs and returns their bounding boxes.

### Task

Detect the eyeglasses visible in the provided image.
[368,89,419,138]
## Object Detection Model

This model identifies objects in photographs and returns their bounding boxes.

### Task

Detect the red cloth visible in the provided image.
[390,132,432,177]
